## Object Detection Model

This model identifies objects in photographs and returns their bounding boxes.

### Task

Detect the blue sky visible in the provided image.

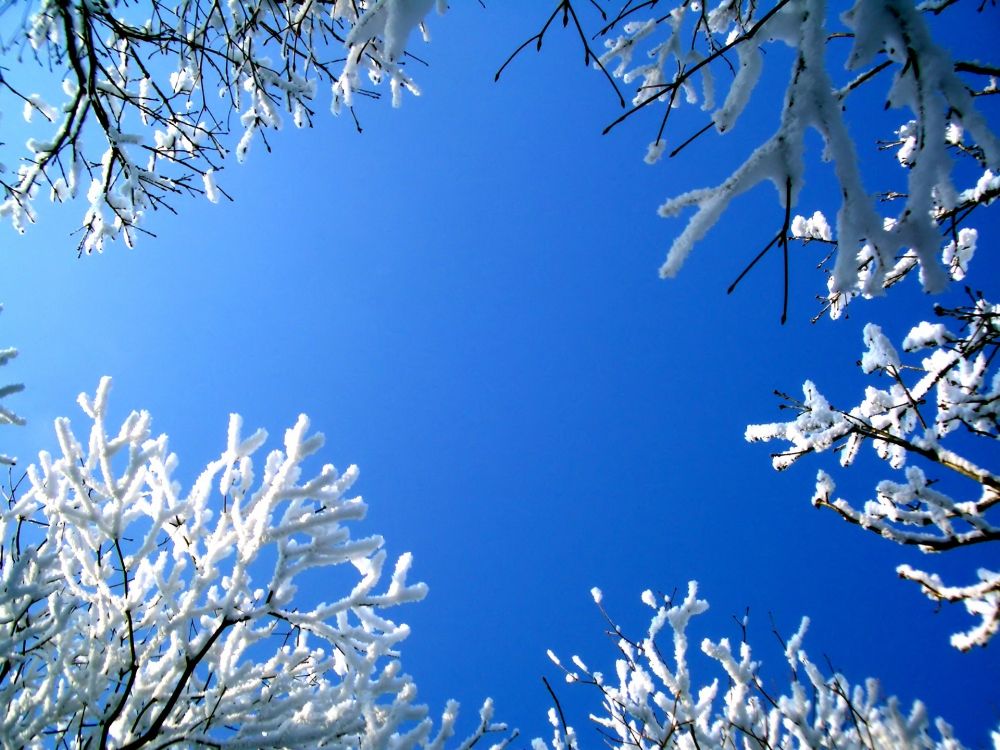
[3,1,998,745]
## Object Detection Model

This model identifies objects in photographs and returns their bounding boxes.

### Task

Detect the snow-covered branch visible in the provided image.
[0,305,24,466]
[510,0,998,316]
[537,584,970,749]
[747,297,999,649]
[0,0,444,252]
[0,378,512,748]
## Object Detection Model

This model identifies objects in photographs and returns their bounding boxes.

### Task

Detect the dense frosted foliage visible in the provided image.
[0,0,442,251]
[505,0,998,317]
[747,299,999,650]
[538,584,972,750]
[0,379,511,748]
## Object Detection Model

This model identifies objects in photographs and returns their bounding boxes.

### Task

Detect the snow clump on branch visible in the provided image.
[555,0,999,315]
[0,305,24,466]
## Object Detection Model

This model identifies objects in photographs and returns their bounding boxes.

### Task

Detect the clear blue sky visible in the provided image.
[3,2,998,745]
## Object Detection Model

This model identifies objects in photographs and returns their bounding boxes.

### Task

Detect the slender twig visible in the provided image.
[542,676,573,748]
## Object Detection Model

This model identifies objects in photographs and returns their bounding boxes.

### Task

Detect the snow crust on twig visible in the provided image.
[0,305,24,466]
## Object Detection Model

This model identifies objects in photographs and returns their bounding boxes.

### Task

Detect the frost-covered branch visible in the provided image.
[512,0,998,317]
[537,584,970,749]
[747,297,999,649]
[0,305,24,466]
[0,378,512,747]
[0,0,444,252]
